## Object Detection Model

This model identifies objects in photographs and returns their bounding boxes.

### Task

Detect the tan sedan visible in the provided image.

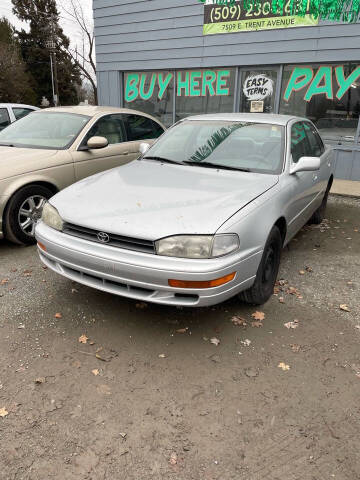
[0,106,165,244]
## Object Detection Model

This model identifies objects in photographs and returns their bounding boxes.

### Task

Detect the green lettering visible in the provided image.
[304,66,333,101]
[190,71,202,97]
[216,70,230,95]
[139,73,156,100]
[125,73,140,102]
[202,71,216,96]
[284,67,313,101]
[335,65,360,100]
[158,72,173,100]
[177,71,190,96]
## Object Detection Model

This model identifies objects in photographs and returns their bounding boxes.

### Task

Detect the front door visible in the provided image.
[240,67,279,114]
[286,121,320,237]
[72,114,139,181]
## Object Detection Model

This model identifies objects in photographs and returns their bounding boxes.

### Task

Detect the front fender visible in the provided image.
[217,182,288,259]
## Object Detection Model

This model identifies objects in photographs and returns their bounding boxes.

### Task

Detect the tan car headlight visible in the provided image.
[41,202,64,231]
[155,234,239,259]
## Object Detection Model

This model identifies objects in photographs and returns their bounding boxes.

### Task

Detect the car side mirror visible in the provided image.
[139,142,150,155]
[290,156,320,175]
[87,136,109,150]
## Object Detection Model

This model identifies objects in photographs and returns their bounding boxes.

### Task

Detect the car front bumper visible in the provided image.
[35,222,262,307]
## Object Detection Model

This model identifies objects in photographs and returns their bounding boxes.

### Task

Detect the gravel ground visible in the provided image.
[0,195,359,480]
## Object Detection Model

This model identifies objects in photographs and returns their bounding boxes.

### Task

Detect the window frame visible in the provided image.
[290,121,312,164]
[122,113,165,142]
[303,121,325,157]
[12,107,35,121]
[0,107,11,130]
[78,113,127,149]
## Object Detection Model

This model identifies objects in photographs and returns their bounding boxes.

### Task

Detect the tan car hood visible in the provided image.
[0,146,61,180]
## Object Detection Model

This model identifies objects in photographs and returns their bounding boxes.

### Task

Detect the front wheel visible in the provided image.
[239,225,282,305]
[4,185,53,245]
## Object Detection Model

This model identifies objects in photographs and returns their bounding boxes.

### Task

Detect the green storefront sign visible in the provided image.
[125,70,231,102]
[124,65,360,104]
[203,0,319,35]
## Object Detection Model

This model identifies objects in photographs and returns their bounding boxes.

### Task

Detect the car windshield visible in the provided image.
[0,111,90,150]
[144,120,285,174]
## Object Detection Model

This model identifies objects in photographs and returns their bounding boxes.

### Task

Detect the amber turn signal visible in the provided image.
[168,272,236,289]
[37,242,47,252]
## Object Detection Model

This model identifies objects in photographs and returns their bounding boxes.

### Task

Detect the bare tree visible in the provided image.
[60,0,97,104]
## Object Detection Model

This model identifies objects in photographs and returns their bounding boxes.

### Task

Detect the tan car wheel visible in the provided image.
[4,185,53,245]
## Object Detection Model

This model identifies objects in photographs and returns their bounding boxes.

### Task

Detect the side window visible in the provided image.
[12,107,34,121]
[123,114,164,141]
[291,122,311,163]
[303,122,325,157]
[0,108,11,131]
[83,114,126,146]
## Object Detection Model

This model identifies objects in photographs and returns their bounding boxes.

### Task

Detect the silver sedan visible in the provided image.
[35,113,334,307]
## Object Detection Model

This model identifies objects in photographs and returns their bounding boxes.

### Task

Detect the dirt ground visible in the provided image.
[0,195,359,480]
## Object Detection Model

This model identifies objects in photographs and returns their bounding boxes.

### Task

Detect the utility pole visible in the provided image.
[46,14,59,106]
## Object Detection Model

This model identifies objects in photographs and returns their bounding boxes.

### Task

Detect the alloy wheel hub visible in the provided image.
[18,195,47,237]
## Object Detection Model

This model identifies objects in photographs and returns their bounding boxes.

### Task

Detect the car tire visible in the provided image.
[239,225,282,305]
[4,185,53,245]
[308,180,332,225]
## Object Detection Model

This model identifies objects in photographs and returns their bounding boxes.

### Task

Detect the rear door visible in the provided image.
[72,114,139,181]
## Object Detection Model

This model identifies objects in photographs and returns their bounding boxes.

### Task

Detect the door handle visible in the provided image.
[122,151,129,155]
[313,174,318,182]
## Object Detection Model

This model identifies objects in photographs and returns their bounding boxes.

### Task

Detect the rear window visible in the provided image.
[123,114,164,141]
[0,108,11,131]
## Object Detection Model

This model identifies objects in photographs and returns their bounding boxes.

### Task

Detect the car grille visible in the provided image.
[62,222,155,254]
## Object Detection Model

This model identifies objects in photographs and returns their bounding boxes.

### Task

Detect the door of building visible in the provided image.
[239,67,281,115]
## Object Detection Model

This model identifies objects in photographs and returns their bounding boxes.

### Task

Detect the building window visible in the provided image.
[241,69,278,114]
[280,63,360,142]
[124,71,174,127]
[175,69,235,121]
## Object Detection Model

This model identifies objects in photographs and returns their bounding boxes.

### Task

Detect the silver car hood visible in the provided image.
[52,160,279,240]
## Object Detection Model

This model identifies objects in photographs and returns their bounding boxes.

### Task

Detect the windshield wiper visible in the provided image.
[143,156,184,165]
[183,161,251,172]
[0,143,15,147]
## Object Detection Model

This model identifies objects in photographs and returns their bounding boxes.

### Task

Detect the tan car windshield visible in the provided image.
[0,112,90,150]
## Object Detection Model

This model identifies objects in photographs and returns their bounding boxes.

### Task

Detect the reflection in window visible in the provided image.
[280,63,360,142]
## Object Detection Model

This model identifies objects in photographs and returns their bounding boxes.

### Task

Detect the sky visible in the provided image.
[0,0,94,51]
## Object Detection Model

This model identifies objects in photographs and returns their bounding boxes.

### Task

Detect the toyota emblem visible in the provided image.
[97,231,110,243]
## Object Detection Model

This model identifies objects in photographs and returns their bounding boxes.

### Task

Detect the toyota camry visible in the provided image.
[35,113,334,307]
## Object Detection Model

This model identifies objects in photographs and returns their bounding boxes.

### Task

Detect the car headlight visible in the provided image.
[155,234,239,259]
[41,202,64,231]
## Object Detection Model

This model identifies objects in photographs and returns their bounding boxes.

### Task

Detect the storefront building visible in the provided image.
[93,0,360,180]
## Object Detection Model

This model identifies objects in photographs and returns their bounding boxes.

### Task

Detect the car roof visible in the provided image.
[0,103,39,109]
[42,105,157,119]
[35,105,166,128]
[184,113,300,126]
